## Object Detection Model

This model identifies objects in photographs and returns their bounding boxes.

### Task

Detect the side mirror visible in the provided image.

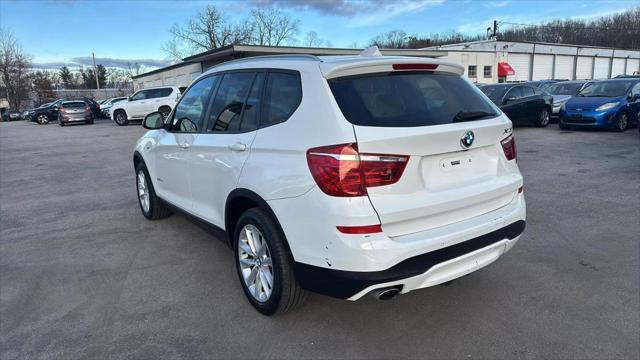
[503,96,517,105]
[143,111,165,130]
[630,94,640,102]
[128,96,133,102]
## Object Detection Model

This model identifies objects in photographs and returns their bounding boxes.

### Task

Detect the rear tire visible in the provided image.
[234,208,307,315]
[536,107,550,127]
[135,162,172,220]
[614,112,628,132]
[114,110,129,126]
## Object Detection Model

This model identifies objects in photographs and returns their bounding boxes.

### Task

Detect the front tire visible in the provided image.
[114,110,129,126]
[234,208,307,315]
[36,114,49,125]
[536,107,550,127]
[135,162,172,220]
[614,112,628,132]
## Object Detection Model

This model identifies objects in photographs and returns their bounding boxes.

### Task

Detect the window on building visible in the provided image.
[468,65,477,78]
[484,65,492,78]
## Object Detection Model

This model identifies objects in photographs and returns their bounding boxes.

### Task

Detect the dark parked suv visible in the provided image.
[479,83,553,127]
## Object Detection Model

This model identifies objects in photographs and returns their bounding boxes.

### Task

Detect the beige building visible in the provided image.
[425,40,640,83]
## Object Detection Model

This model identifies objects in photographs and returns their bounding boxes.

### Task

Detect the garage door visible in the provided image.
[554,55,574,79]
[626,59,640,75]
[593,58,610,79]
[508,53,530,81]
[576,57,593,79]
[611,58,626,77]
[532,54,553,80]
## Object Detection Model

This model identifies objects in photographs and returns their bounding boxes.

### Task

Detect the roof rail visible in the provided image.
[211,54,323,68]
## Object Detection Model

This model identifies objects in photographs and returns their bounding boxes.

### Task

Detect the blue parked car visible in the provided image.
[560,79,640,131]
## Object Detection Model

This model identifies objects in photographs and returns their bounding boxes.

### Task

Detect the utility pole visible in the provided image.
[92,52,100,90]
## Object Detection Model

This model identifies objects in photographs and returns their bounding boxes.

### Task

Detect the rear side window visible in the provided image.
[329,73,498,127]
[207,72,255,132]
[262,72,301,127]
[149,88,173,98]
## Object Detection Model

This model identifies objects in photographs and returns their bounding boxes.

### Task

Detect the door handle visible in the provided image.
[228,142,247,152]
[178,143,190,149]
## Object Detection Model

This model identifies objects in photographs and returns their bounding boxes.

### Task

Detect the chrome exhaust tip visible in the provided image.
[370,286,402,300]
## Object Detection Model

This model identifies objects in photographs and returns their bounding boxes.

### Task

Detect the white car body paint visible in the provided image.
[134,53,526,301]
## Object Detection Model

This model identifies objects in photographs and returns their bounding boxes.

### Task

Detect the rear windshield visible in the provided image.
[63,101,86,108]
[328,73,499,127]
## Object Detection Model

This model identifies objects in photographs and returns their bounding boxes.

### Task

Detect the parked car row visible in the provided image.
[478,77,640,132]
[23,97,101,125]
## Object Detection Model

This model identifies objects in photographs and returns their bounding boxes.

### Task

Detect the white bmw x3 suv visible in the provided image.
[133,51,526,315]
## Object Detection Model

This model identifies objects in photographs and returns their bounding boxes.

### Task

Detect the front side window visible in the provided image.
[130,90,147,101]
[521,86,535,97]
[168,76,217,133]
[544,82,583,96]
[329,72,499,127]
[505,87,523,101]
[207,72,255,132]
[483,66,492,78]
[630,83,640,97]
[262,72,302,127]
[468,65,477,78]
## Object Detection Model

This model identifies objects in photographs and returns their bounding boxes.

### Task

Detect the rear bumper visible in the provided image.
[60,114,92,123]
[294,220,525,299]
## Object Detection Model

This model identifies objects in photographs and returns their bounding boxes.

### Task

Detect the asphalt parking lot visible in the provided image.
[1,119,639,359]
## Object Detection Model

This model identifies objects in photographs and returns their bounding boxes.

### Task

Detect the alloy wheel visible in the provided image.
[137,170,150,213]
[116,113,126,125]
[618,113,628,131]
[238,224,274,302]
[540,109,550,127]
[37,114,49,124]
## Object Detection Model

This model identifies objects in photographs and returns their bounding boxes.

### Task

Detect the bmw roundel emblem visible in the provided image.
[460,130,475,149]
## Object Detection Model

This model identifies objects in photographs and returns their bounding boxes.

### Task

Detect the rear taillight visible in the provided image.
[306,143,409,197]
[501,135,517,161]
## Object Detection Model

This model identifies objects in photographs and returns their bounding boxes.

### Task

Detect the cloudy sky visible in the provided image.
[1,0,637,70]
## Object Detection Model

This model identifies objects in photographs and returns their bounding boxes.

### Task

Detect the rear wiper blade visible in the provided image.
[453,111,496,122]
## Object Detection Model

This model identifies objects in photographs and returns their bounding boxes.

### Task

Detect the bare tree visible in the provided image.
[0,29,31,110]
[500,7,640,49]
[369,30,408,48]
[248,8,299,46]
[304,31,324,47]
[162,5,252,60]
